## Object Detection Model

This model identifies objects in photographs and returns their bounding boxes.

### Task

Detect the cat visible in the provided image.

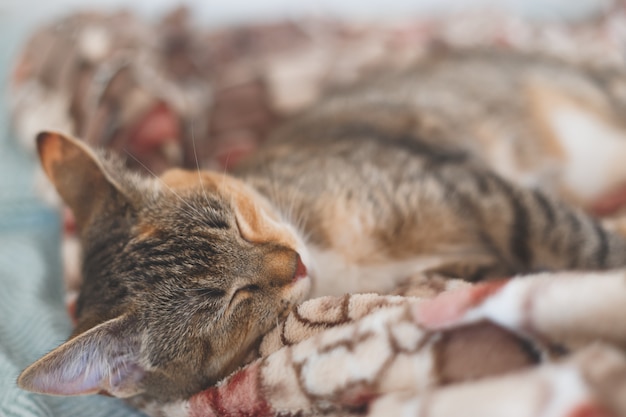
[17,50,626,404]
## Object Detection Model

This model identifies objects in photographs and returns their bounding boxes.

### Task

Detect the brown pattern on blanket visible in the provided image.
[122,273,626,416]
[142,273,626,417]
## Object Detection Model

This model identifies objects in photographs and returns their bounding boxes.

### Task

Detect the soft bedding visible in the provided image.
[6,4,626,417]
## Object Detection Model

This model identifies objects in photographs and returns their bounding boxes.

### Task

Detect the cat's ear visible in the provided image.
[36,131,130,229]
[17,315,146,398]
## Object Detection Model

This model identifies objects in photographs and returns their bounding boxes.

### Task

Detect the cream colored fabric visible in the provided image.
[139,271,626,416]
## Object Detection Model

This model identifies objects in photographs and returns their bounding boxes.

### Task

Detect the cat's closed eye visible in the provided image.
[238,284,261,293]
[229,284,261,308]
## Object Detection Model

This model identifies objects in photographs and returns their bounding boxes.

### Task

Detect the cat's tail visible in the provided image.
[449,168,626,276]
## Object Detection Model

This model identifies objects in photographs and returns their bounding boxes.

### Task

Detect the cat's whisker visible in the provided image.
[123,149,205,219]
[225,189,237,219]
[219,151,232,192]
[294,212,309,239]
[190,119,212,208]
[260,167,310,240]
[290,178,306,225]
[257,168,311,247]
[284,175,309,235]
[265,166,289,219]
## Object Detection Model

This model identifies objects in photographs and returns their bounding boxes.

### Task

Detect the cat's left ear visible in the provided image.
[17,314,146,398]
[36,131,131,230]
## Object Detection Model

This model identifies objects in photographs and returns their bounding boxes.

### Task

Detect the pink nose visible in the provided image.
[293,254,307,281]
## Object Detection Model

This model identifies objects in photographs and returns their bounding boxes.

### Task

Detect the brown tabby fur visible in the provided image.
[18,50,626,404]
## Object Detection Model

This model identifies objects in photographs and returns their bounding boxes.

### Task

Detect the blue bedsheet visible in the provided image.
[0,135,146,417]
[0,16,145,417]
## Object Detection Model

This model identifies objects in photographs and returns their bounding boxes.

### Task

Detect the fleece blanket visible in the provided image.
[140,272,626,416]
[8,4,626,417]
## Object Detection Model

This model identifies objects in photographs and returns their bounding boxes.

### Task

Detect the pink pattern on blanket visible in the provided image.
[189,362,272,417]
[567,404,616,417]
[416,279,507,328]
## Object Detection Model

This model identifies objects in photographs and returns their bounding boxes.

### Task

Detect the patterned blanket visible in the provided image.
[9,4,626,417]
[143,272,626,417]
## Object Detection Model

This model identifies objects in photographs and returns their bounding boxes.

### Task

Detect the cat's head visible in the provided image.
[17,132,311,402]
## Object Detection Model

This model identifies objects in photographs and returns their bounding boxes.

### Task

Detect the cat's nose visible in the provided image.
[293,253,307,281]
[257,246,305,285]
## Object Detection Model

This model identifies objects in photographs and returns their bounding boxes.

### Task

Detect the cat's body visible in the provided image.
[17,50,626,404]
[236,50,626,294]
[238,107,622,295]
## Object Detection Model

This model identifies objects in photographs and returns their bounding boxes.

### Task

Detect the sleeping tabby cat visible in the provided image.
[18,50,626,404]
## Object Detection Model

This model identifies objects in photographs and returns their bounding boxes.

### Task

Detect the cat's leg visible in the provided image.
[424,260,511,282]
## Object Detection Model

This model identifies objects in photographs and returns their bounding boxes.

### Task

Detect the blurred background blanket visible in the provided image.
[5,2,626,417]
[0,50,145,417]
